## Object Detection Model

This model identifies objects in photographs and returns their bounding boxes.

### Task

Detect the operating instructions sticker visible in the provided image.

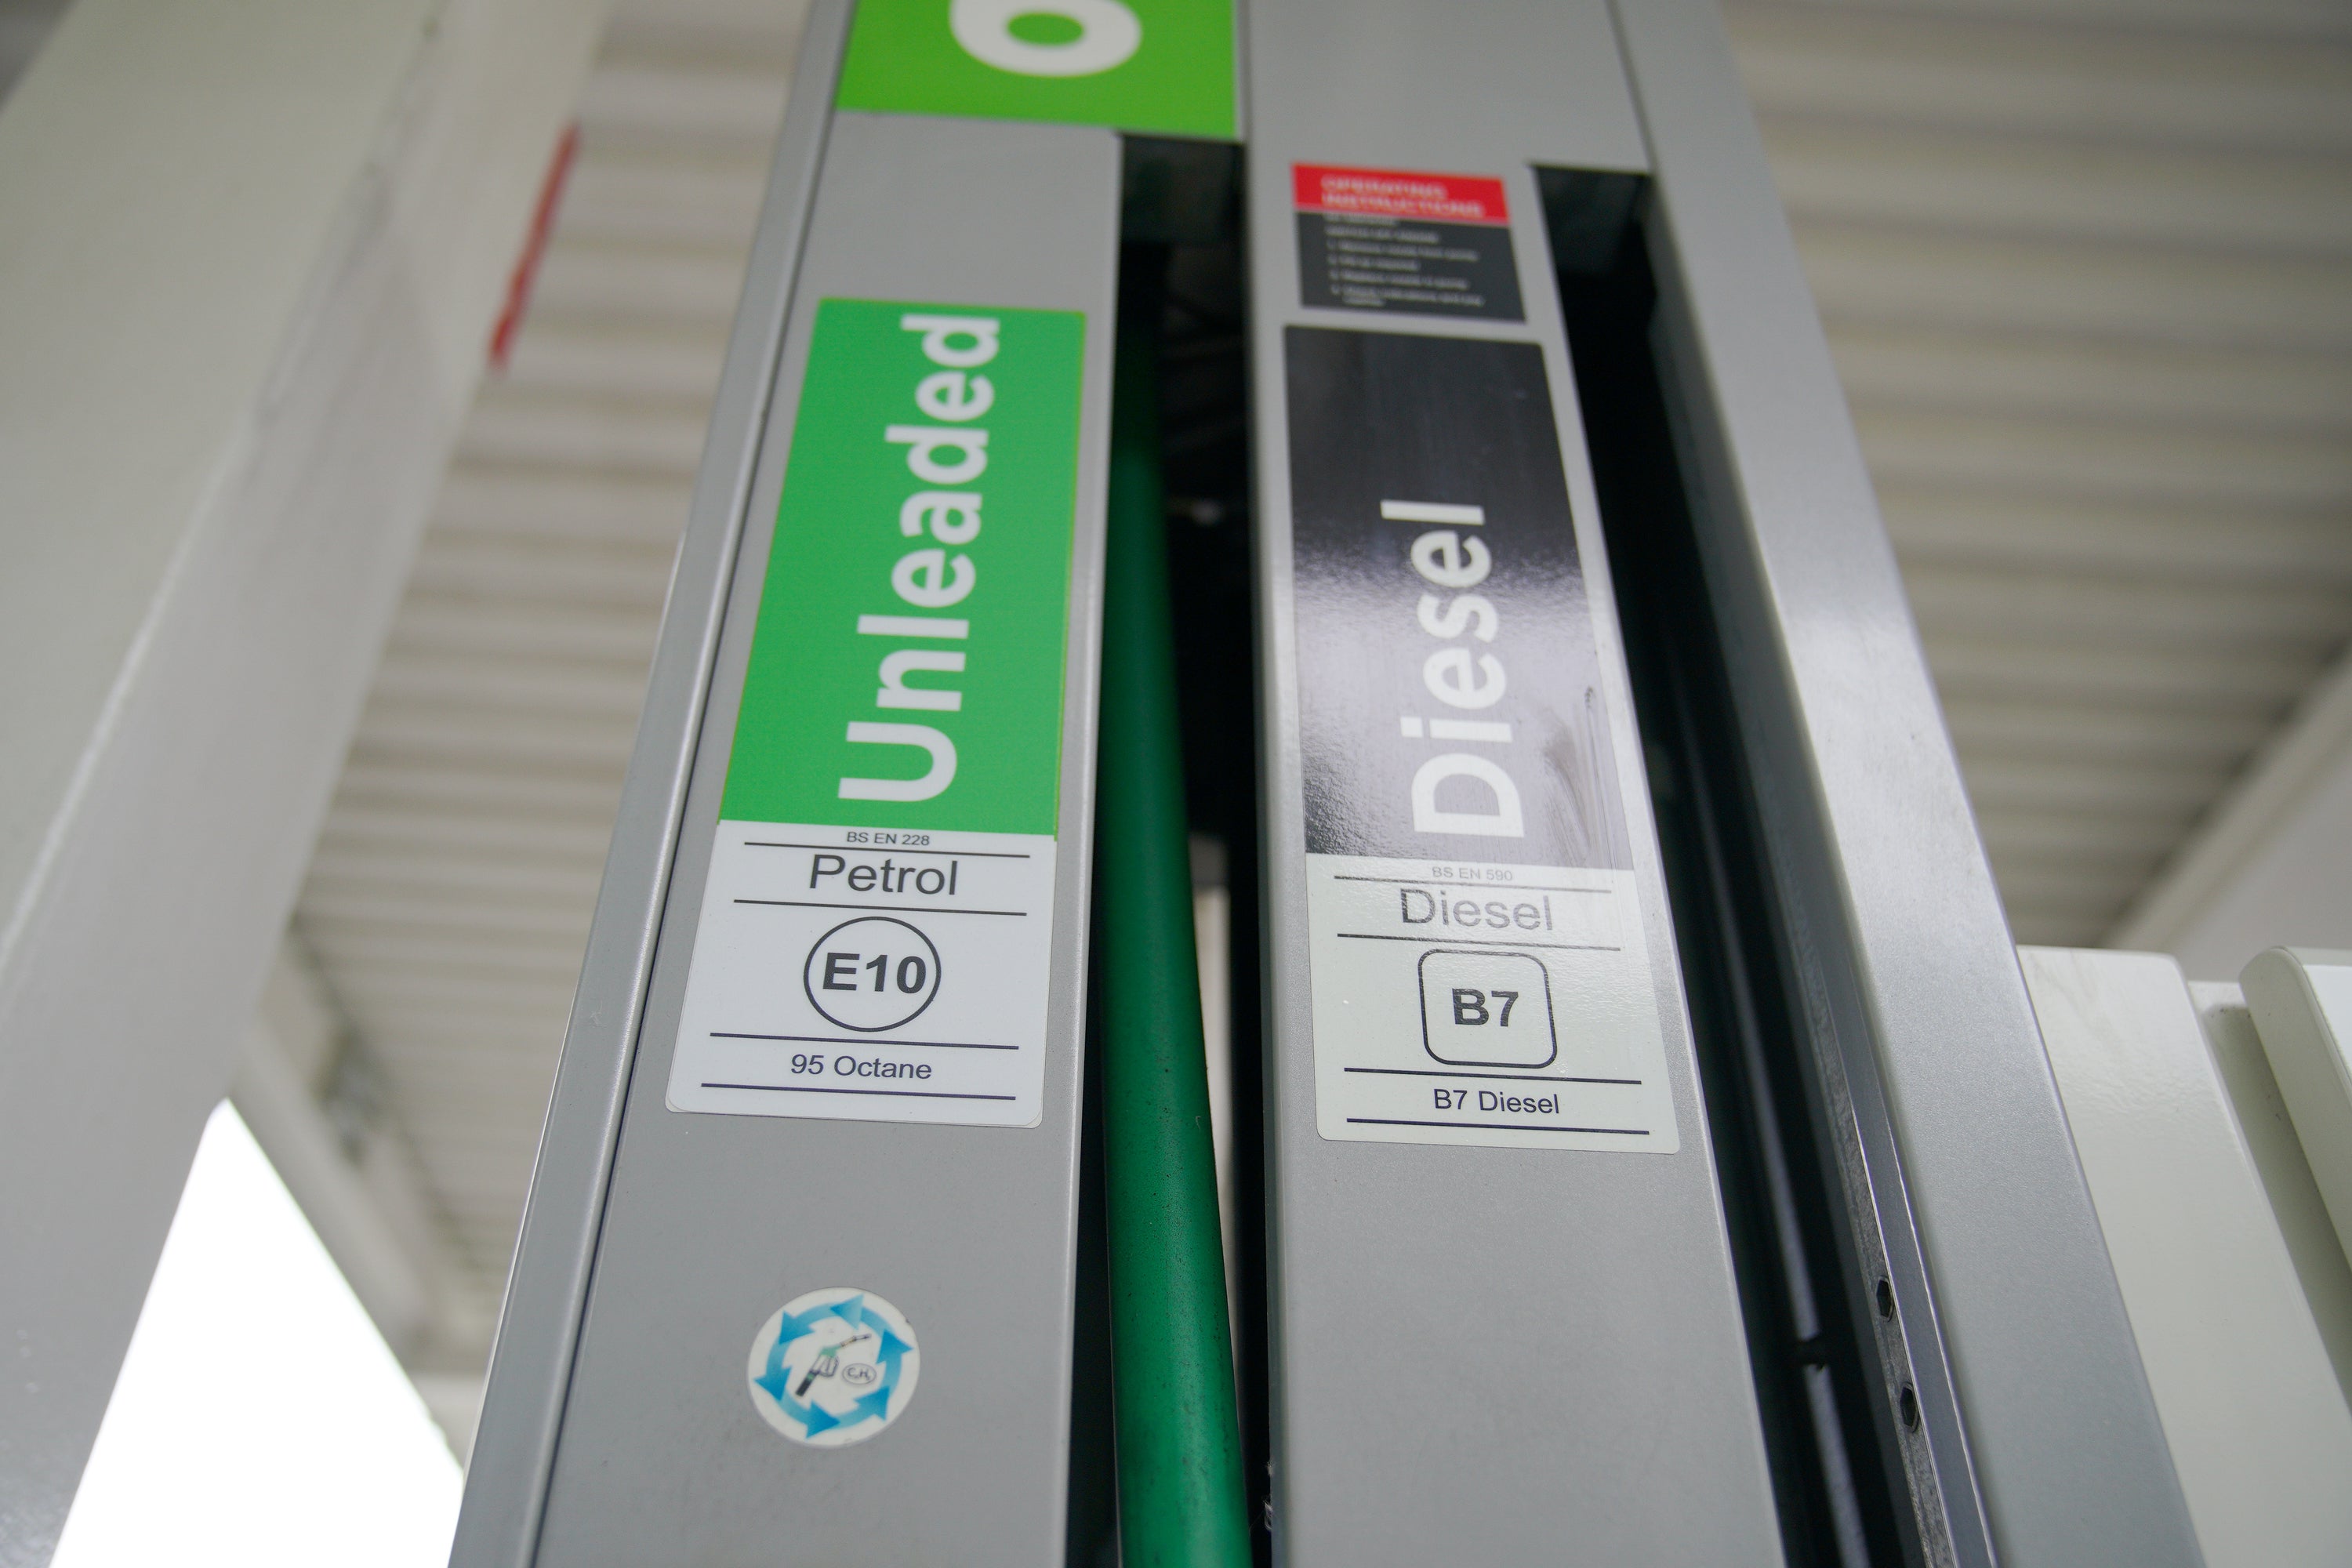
[666,298,1085,1128]
[1294,163,1524,321]
[1284,325,1676,1152]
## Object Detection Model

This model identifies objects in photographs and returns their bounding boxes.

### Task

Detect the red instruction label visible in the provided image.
[1291,162,1523,321]
[1292,164,1510,226]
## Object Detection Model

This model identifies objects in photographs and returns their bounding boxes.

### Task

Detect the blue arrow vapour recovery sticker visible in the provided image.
[747,1287,921,1446]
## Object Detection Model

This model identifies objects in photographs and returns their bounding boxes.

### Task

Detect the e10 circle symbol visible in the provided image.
[804,916,943,1033]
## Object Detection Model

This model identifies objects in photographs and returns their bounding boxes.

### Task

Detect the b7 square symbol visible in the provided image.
[1417,949,1555,1068]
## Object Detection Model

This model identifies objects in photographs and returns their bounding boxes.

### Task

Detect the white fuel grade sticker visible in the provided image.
[669,826,1055,1126]
[1285,326,1678,1152]
[1307,857,1675,1149]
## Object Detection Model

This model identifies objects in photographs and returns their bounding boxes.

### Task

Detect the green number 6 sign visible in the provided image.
[951,0,1142,77]
[837,0,1236,139]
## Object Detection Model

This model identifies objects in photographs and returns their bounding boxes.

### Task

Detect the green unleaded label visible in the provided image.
[721,298,1085,836]
[836,0,1236,141]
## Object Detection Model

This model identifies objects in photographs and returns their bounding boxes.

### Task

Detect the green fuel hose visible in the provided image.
[1094,249,1253,1567]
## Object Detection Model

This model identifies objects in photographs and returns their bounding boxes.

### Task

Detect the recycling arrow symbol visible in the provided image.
[747,1288,920,1446]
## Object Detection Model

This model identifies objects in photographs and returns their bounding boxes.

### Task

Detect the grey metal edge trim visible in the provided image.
[445,4,853,1563]
[1606,2,2198,1563]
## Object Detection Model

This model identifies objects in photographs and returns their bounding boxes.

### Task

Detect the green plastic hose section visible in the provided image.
[1095,251,1253,1568]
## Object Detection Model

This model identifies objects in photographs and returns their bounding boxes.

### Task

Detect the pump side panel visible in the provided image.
[1247,1,1784,1561]
[531,111,1118,1565]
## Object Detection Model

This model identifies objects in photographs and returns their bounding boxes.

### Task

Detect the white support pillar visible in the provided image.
[0,0,605,1552]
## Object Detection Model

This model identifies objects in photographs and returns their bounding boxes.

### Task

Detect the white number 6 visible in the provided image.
[951,0,1142,77]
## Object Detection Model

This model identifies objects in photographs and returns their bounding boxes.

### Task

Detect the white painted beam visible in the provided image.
[2241,949,2352,1270]
[2190,981,2352,1404]
[0,0,605,1552]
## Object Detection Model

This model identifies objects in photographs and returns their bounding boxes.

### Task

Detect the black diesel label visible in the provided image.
[1286,327,1630,870]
